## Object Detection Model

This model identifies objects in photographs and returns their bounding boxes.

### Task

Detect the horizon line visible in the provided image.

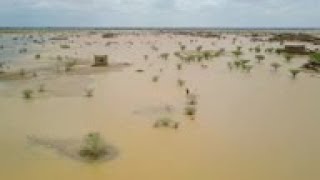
[1,26,320,30]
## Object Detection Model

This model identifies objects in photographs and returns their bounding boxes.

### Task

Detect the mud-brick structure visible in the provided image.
[93,55,108,66]
[284,45,307,54]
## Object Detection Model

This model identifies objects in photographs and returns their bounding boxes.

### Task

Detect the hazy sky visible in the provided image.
[0,0,319,27]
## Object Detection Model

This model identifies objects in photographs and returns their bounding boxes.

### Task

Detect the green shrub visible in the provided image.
[310,53,320,64]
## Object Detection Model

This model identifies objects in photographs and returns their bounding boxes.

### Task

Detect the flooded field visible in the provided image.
[0,29,320,180]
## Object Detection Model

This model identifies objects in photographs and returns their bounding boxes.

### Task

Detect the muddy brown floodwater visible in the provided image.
[0,31,320,180]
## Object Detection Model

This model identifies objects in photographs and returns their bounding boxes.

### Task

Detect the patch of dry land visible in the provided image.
[0,29,320,180]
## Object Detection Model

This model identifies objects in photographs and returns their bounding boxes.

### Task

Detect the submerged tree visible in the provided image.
[79,132,108,160]
[152,76,159,82]
[160,53,169,60]
[35,54,41,59]
[234,60,242,68]
[284,54,293,63]
[180,45,186,51]
[85,88,94,97]
[19,68,26,76]
[144,55,149,61]
[243,65,253,73]
[265,48,274,53]
[270,62,281,71]
[185,106,196,116]
[38,84,45,93]
[153,117,179,129]
[23,89,33,99]
[65,60,76,72]
[203,51,211,60]
[255,55,265,63]
[196,45,203,52]
[289,69,301,79]
[232,50,243,58]
[177,63,182,70]
[227,62,233,70]
[255,46,261,53]
[177,79,185,87]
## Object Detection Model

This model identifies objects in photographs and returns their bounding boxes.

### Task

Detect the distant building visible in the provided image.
[314,40,320,45]
[284,45,307,54]
[93,55,108,66]
[284,45,306,53]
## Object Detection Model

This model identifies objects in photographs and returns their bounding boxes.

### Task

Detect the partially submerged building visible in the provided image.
[277,45,313,55]
[93,55,108,66]
[284,45,306,54]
